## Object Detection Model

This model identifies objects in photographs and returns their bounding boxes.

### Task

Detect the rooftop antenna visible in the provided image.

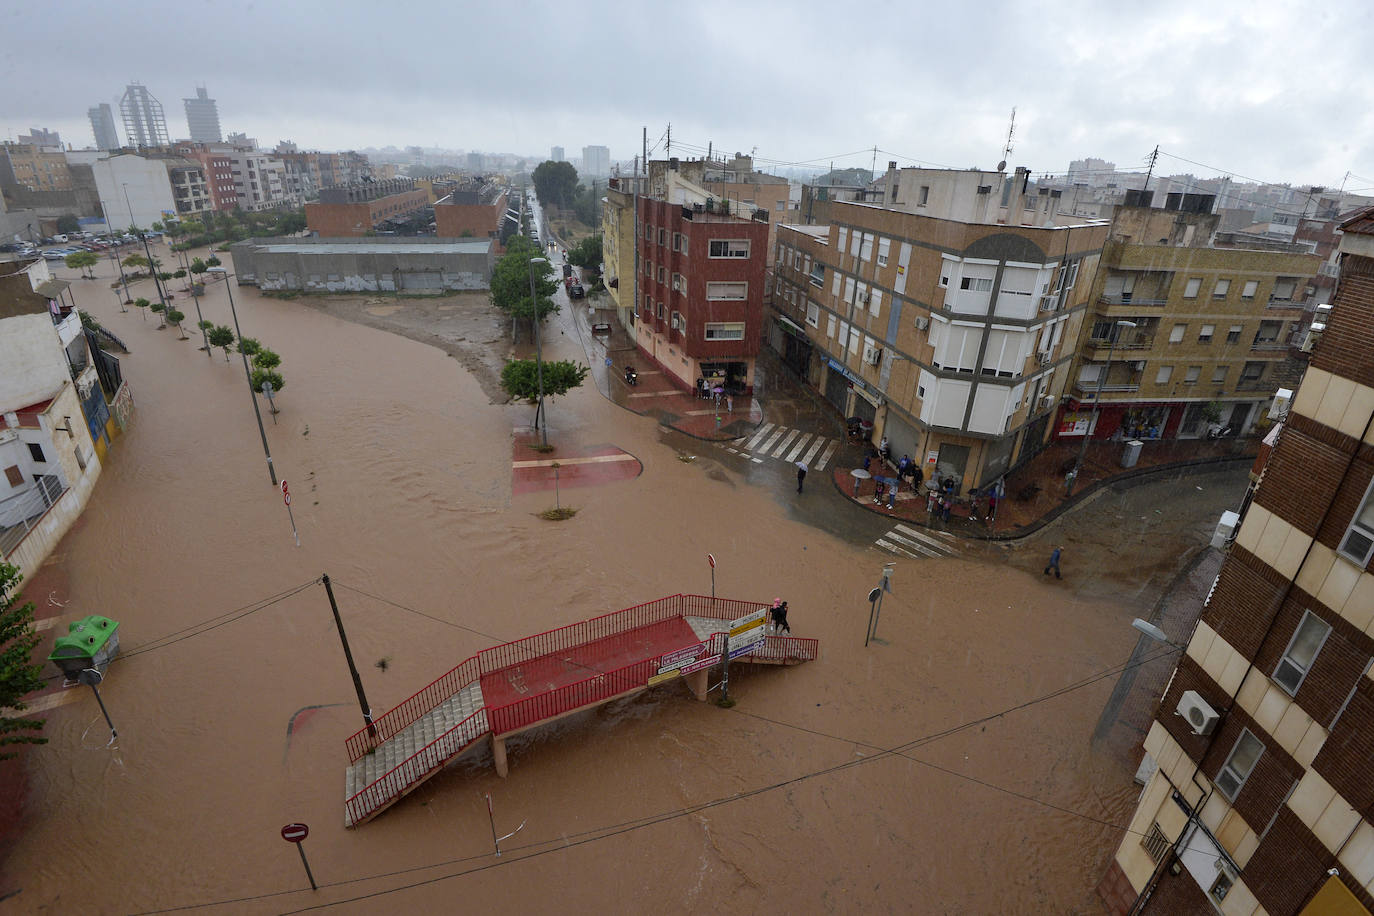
[997,106,1016,172]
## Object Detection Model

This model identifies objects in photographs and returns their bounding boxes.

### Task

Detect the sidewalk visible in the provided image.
[829,436,1258,539]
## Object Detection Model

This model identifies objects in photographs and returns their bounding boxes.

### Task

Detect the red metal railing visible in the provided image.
[346,656,481,761]
[474,595,683,675]
[679,594,768,620]
[345,706,488,825]
[750,635,820,663]
[487,656,661,736]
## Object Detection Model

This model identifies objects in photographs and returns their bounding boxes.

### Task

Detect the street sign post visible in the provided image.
[280,823,317,891]
[281,480,300,547]
[720,608,768,704]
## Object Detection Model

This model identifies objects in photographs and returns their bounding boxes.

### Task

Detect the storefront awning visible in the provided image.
[34,279,70,299]
[775,315,808,338]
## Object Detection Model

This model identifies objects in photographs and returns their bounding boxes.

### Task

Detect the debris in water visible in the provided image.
[375,656,391,672]
[678,454,696,462]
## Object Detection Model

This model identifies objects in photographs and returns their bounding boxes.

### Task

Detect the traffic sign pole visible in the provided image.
[282,480,300,547]
[707,553,716,603]
[280,824,317,891]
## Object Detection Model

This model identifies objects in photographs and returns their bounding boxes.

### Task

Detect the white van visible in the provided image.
[52,234,69,243]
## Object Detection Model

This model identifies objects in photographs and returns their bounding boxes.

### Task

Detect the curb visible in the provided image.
[829,453,1255,543]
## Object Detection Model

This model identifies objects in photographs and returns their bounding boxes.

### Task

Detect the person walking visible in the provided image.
[1044,546,1063,579]
[886,483,896,511]
[774,600,791,634]
[795,461,807,493]
[726,394,733,413]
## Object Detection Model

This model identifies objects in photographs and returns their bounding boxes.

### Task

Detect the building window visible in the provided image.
[960,277,993,292]
[672,272,684,293]
[658,228,666,246]
[1199,324,1214,343]
[1338,476,1374,567]
[680,236,688,256]
[1141,823,1170,864]
[27,443,46,463]
[1272,610,1332,695]
[1241,361,1264,385]
[704,322,745,340]
[1169,323,1186,343]
[1272,277,1297,301]
[657,302,665,320]
[1213,279,1230,298]
[1215,729,1264,800]
[672,232,682,252]
[1241,280,1258,299]
[1212,366,1228,384]
[837,227,847,251]
[809,263,825,287]
[859,234,873,262]
[644,224,653,241]
[708,239,750,258]
[1155,366,1173,385]
[1183,278,1201,298]
[827,314,837,338]
[706,281,747,300]
[670,310,682,331]
[658,266,666,284]
[1184,366,1201,385]
[919,185,930,205]
[877,237,891,267]
[806,301,820,327]
[1227,325,1242,344]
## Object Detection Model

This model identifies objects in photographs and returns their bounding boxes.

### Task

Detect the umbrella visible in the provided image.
[850,467,871,497]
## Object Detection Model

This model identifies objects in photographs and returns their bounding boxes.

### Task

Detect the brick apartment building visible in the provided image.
[773,199,1109,489]
[305,178,430,237]
[1099,207,1374,914]
[1061,202,1321,444]
[635,195,769,393]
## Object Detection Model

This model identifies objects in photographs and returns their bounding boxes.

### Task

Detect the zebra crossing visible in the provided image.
[874,523,959,560]
[714,422,839,470]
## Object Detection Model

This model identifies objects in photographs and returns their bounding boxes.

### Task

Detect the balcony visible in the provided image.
[1236,377,1270,391]
[1085,328,1155,357]
[1265,297,1304,311]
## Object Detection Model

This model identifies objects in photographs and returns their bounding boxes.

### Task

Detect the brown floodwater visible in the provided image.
[4,248,1170,914]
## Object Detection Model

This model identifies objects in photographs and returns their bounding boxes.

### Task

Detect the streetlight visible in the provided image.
[206,266,277,486]
[528,256,549,447]
[1131,618,1186,650]
[1066,319,1136,496]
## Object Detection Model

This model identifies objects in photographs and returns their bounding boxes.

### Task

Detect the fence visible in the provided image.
[344,707,489,825]
[0,475,65,559]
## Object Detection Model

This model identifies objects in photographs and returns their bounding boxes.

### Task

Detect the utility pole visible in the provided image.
[321,574,375,740]
[665,123,670,157]
[1142,145,1159,198]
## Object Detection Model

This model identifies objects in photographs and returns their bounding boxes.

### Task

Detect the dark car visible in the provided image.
[569,284,585,299]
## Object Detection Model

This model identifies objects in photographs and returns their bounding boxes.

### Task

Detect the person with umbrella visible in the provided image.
[795,461,807,493]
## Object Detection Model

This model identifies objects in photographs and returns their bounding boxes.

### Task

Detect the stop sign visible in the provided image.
[281,822,308,843]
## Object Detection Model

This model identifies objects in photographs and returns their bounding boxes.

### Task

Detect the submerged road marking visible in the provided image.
[815,439,839,471]
[784,433,814,463]
[513,454,640,469]
[745,423,774,449]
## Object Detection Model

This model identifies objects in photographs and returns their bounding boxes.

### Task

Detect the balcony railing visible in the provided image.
[1266,297,1302,310]
[1100,294,1169,307]
[1086,331,1155,351]
[1236,377,1269,391]
[1250,339,1287,351]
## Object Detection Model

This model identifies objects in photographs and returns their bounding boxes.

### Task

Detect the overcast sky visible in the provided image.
[4,0,1371,191]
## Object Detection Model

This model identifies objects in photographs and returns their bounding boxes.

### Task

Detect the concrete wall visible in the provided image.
[433,190,507,240]
[231,238,492,293]
[91,155,177,229]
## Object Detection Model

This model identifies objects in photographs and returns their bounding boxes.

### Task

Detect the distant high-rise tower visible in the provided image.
[183,86,222,143]
[119,83,169,148]
[582,145,610,177]
[89,104,120,150]
[551,146,564,162]
[17,128,61,148]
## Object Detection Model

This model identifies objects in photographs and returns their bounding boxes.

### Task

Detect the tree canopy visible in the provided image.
[532,160,579,209]
[567,235,603,269]
[490,236,560,334]
[65,250,99,278]
[500,359,589,403]
[0,563,47,760]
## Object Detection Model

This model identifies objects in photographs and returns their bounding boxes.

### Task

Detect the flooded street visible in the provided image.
[3,249,1245,913]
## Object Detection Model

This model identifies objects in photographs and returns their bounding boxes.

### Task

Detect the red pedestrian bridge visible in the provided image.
[343,594,819,826]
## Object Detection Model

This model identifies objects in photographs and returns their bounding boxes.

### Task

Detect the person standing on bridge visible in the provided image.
[774,600,791,634]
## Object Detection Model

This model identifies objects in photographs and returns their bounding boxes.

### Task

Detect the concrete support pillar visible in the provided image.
[492,734,508,778]
[687,668,709,701]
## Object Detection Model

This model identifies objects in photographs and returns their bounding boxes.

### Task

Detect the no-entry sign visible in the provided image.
[281,822,309,843]
[281,480,291,506]
[707,553,715,568]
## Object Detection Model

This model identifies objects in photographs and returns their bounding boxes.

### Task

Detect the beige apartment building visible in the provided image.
[1,143,73,192]
[602,181,640,328]
[773,199,1110,488]
[1062,205,1321,442]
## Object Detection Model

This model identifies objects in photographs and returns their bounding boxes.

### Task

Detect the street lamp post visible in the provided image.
[207,266,277,486]
[528,256,549,447]
[1066,319,1136,497]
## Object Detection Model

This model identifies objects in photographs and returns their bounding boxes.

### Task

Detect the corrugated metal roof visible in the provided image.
[246,241,490,256]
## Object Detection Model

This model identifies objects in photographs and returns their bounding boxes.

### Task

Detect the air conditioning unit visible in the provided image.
[914,316,930,331]
[1042,395,1055,408]
[1039,300,1057,312]
[1177,690,1220,736]
[864,346,883,366]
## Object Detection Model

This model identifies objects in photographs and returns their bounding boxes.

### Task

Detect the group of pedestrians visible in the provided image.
[769,598,791,634]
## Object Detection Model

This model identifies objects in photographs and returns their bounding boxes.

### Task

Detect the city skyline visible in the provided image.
[2,0,1371,191]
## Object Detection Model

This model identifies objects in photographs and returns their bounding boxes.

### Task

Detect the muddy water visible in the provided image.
[5,250,1155,913]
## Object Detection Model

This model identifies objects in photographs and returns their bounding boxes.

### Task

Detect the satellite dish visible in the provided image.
[997,160,1007,172]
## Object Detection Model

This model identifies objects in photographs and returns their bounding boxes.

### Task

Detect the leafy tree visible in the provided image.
[252,348,280,371]
[567,234,603,269]
[206,256,221,267]
[0,563,47,760]
[532,160,579,209]
[122,254,149,270]
[189,258,207,275]
[167,308,187,339]
[150,302,166,314]
[489,237,559,339]
[172,269,187,279]
[197,319,213,332]
[132,297,150,320]
[237,337,261,357]
[157,271,173,281]
[207,324,236,360]
[500,358,588,405]
[56,214,80,234]
[64,250,99,278]
[251,368,284,394]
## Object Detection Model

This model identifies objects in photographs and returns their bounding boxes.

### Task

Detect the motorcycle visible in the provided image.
[624,366,638,386]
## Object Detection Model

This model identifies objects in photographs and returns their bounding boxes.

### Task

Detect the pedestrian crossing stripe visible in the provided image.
[714,426,838,470]
[876,524,957,559]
